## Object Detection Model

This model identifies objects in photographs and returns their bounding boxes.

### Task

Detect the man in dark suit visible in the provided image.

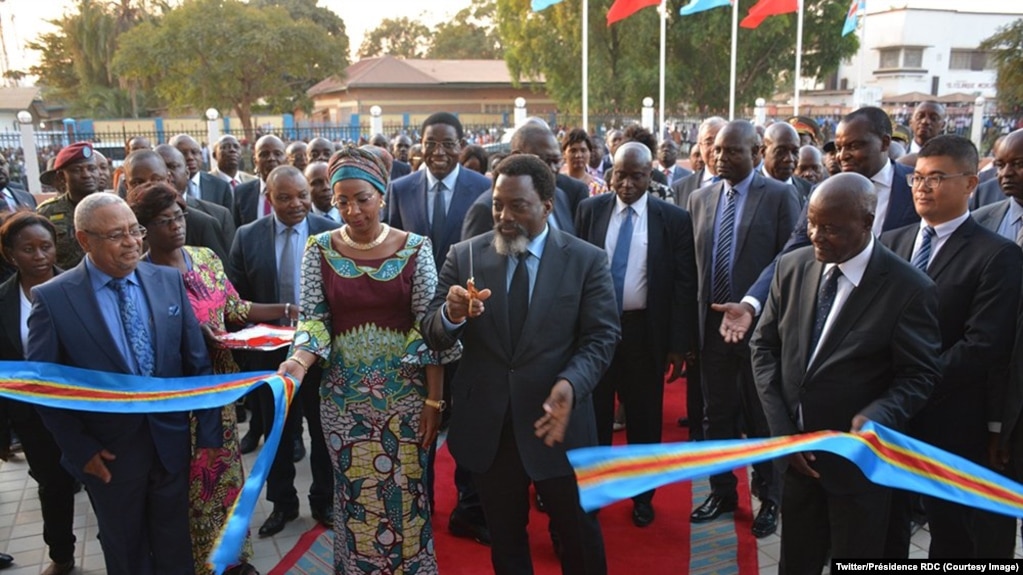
[880,135,1022,558]
[973,130,1023,228]
[27,193,222,575]
[423,154,619,575]
[123,150,229,261]
[687,120,800,538]
[155,144,236,250]
[387,112,491,268]
[232,135,286,228]
[0,152,36,210]
[750,172,941,571]
[970,178,1004,210]
[656,139,692,186]
[575,142,697,527]
[462,123,581,239]
[170,134,233,211]
[761,123,813,205]
[671,117,727,208]
[227,165,339,536]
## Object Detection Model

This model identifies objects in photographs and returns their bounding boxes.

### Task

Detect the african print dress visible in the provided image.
[292,231,458,575]
[179,246,254,575]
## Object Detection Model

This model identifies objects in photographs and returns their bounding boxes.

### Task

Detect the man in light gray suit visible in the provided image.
[671,117,727,208]
[423,154,620,575]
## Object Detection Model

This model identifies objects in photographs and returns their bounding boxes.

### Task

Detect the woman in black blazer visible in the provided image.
[0,211,76,575]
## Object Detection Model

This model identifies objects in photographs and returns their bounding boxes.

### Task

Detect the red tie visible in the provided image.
[262,196,272,217]
[230,179,238,189]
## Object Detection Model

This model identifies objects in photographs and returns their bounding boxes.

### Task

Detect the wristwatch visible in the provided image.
[424,398,447,412]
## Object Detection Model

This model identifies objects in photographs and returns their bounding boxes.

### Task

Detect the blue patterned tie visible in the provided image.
[611,206,634,314]
[911,226,936,272]
[110,278,154,376]
[712,189,737,304]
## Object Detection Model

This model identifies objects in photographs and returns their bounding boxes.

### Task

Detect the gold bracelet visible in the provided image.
[287,355,310,371]
[424,398,447,412]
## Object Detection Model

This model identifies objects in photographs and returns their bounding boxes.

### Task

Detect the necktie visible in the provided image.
[278,227,298,307]
[110,278,154,376]
[508,253,530,350]
[711,175,722,183]
[188,180,200,200]
[262,194,272,218]
[611,207,635,314]
[1015,218,1023,248]
[664,168,673,184]
[230,178,238,190]
[712,189,737,304]
[911,226,936,272]
[431,182,447,248]
[809,266,843,356]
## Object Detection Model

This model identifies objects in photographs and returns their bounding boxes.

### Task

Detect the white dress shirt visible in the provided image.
[426,164,460,225]
[808,237,874,366]
[870,160,894,237]
[604,193,649,311]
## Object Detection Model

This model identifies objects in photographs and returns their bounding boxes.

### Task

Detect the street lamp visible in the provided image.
[514,97,527,128]
[971,96,986,153]
[205,108,221,171]
[370,105,383,138]
[17,111,40,195]
[754,98,767,126]
[641,97,655,131]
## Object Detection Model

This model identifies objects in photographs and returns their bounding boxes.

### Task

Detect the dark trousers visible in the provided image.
[474,421,606,575]
[701,311,780,504]
[256,350,331,512]
[780,468,891,575]
[11,405,76,563]
[593,310,663,504]
[686,353,705,441]
[80,423,194,575]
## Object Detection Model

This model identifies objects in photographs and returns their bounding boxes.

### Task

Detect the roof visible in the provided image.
[882,91,936,104]
[308,56,542,97]
[0,87,43,111]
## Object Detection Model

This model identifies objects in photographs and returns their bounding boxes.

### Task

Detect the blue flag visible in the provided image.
[532,0,565,10]
[842,0,865,36]
[679,0,730,16]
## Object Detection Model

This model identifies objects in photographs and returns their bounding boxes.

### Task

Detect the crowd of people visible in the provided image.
[0,100,1022,575]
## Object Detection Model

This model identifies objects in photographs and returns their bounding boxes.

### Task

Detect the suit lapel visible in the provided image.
[798,258,822,375]
[417,172,432,234]
[887,226,916,261]
[646,198,664,285]
[734,173,767,260]
[592,194,614,248]
[475,237,511,354]
[927,218,974,279]
[884,166,914,230]
[446,172,475,246]
[554,188,575,234]
[62,264,131,371]
[136,263,163,374]
[701,182,723,280]
[259,218,279,297]
[515,229,568,359]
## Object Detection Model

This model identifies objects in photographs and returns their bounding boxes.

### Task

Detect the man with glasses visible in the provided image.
[880,135,1021,558]
[37,142,101,270]
[27,192,222,575]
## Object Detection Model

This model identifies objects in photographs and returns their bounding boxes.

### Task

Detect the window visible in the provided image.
[950,49,989,71]
[880,48,900,69]
[903,48,923,68]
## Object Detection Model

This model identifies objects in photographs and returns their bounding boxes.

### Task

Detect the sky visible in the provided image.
[0,0,475,79]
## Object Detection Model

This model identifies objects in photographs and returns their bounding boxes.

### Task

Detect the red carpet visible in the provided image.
[270,379,760,575]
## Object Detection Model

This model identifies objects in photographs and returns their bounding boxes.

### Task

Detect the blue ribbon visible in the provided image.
[0,361,296,575]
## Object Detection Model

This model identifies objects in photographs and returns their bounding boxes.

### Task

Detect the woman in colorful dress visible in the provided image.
[127,182,297,575]
[278,146,457,574]
[561,127,609,196]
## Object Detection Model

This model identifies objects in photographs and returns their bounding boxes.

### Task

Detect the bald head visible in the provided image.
[807,172,876,263]
[614,141,652,165]
[611,142,653,205]
[254,135,286,181]
[796,145,825,184]
[123,150,169,192]
[304,161,331,213]
[126,136,152,154]
[713,120,759,184]
[911,101,947,147]
[762,123,801,182]
[154,144,189,194]
[212,135,241,174]
[285,141,308,171]
[169,134,203,177]
[307,137,334,164]
[510,123,561,174]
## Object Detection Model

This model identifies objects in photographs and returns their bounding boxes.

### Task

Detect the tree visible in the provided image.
[981,18,1023,114]
[429,1,504,60]
[114,0,348,140]
[497,0,858,119]
[358,17,430,59]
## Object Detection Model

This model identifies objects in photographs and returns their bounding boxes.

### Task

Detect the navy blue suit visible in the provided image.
[231,179,262,229]
[27,259,218,575]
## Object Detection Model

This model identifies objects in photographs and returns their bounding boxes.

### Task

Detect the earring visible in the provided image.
[380,198,387,209]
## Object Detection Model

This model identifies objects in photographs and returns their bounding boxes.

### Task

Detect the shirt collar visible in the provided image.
[523,224,550,261]
[725,170,755,195]
[615,190,648,218]
[1007,199,1023,225]
[700,169,716,185]
[761,164,793,185]
[273,214,309,235]
[871,159,893,188]
[923,211,970,239]
[426,164,460,192]
[191,172,201,186]
[85,255,139,292]
[825,236,874,288]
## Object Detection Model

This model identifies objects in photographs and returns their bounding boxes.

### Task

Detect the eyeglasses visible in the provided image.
[85,226,147,242]
[423,140,459,152]
[150,213,186,228]
[907,173,970,189]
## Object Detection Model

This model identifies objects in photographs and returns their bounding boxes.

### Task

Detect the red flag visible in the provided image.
[740,0,798,28]
[607,0,661,25]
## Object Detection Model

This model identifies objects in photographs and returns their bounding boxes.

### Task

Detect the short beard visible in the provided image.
[493,224,530,256]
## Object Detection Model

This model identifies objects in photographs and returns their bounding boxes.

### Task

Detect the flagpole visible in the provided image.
[582,0,589,131]
[856,0,866,108]
[729,0,738,120]
[659,0,666,141]
[793,0,803,116]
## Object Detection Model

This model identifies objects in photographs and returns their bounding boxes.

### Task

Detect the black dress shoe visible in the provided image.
[292,437,306,463]
[311,505,333,528]
[632,500,655,527]
[448,510,491,545]
[751,501,779,538]
[535,492,547,513]
[0,552,12,570]
[41,559,75,575]
[239,430,259,455]
[677,416,689,427]
[258,509,299,537]
[690,494,738,523]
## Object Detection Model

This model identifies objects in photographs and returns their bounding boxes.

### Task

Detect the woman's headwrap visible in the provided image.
[327,145,393,195]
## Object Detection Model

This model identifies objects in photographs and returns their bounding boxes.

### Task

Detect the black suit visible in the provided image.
[970,179,1005,211]
[390,160,412,181]
[231,179,263,228]
[688,171,800,504]
[423,229,620,575]
[196,172,233,211]
[557,173,589,217]
[227,214,339,516]
[670,168,712,208]
[186,195,236,255]
[184,207,228,262]
[575,193,698,505]
[881,218,1022,558]
[0,271,77,565]
[750,242,941,571]
[4,184,36,209]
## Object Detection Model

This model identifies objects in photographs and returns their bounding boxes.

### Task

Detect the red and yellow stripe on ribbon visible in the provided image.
[0,361,297,575]
[569,421,1023,518]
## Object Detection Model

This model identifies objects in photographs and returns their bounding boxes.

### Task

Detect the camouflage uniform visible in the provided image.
[36,193,85,270]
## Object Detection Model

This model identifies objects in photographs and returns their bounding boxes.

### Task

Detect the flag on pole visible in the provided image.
[607,0,661,25]
[679,0,731,17]
[739,0,797,28]
[531,0,564,10]
[842,0,865,36]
